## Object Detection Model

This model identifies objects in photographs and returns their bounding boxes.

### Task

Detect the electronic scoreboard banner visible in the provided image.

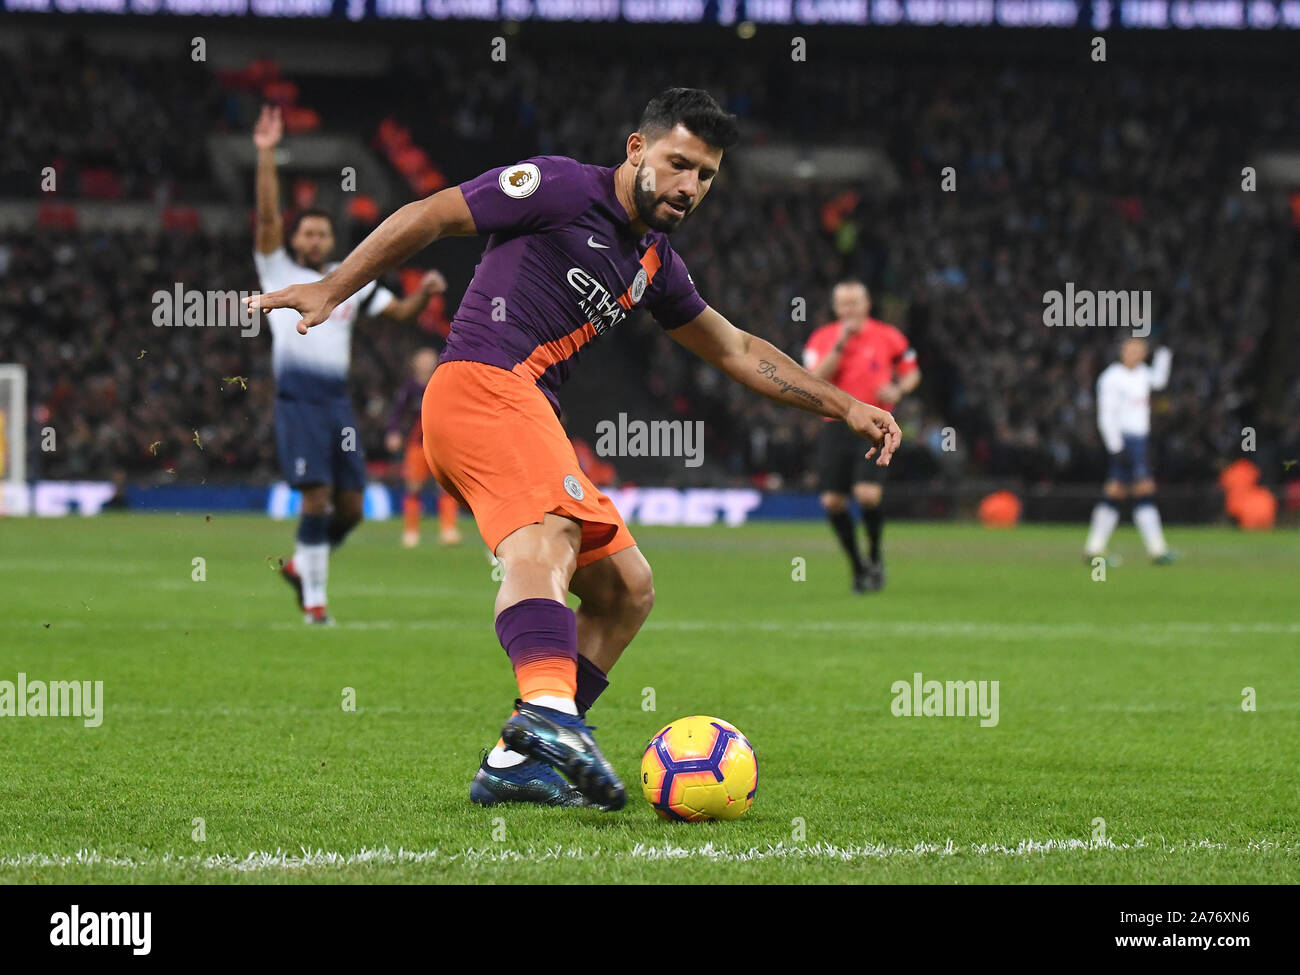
[4,0,1300,29]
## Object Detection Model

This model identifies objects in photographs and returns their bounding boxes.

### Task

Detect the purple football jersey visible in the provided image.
[441,155,706,413]
[387,377,425,445]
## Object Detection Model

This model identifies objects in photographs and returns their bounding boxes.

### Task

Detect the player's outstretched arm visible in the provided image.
[671,305,901,465]
[253,105,284,256]
[248,187,477,333]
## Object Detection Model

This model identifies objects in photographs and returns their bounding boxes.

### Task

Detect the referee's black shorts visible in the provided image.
[815,420,887,494]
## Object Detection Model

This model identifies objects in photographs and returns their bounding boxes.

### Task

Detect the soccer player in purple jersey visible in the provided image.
[251,89,901,810]
[385,348,463,547]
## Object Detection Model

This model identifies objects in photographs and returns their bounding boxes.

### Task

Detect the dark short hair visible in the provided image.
[288,208,333,240]
[638,88,739,151]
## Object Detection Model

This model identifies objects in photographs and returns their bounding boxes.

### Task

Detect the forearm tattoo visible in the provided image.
[757,359,824,408]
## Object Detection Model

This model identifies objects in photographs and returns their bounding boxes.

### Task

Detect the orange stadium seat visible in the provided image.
[262,79,299,105]
[1218,458,1260,495]
[37,203,78,230]
[161,206,200,233]
[78,168,124,200]
[283,106,321,134]
[978,490,1021,528]
[1234,487,1277,530]
[292,179,319,210]
[347,195,381,225]
[1284,479,1300,515]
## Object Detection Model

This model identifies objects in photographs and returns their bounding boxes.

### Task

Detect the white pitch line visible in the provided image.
[0,839,1293,872]
[6,619,1298,638]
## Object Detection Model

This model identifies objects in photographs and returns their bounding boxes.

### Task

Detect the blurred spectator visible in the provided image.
[5,40,1298,486]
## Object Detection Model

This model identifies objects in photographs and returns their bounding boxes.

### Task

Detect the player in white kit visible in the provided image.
[252,105,446,623]
[1084,337,1174,565]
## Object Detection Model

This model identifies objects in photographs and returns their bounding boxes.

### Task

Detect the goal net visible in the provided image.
[0,365,26,516]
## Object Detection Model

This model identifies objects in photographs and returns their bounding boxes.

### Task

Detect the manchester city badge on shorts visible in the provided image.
[563,474,585,500]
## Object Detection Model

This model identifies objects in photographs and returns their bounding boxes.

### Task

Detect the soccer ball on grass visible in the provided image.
[640,716,757,822]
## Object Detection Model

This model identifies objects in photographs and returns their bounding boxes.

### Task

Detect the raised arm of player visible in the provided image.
[253,105,285,256]
[248,187,478,333]
[670,305,901,464]
[379,270,448,323]
[1149,346,1173,391]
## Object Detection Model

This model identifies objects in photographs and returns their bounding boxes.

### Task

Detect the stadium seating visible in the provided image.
[5,36,1297,498]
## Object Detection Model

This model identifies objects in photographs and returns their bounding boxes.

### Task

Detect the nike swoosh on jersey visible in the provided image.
[587,236,609,249]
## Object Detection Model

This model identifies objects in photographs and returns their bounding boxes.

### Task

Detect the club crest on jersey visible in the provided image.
[630,268,649,303]
[499,163,541,199]
[563,475,585,500]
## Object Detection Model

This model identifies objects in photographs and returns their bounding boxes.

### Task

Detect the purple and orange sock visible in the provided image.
[495,597,578,702]
[575,655,609,718]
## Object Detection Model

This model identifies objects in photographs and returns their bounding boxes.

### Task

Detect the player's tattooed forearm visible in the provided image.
[757,359,824,407]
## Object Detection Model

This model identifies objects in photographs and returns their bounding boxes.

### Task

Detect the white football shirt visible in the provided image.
[253,249,396,385]
[1096,347,1172,452]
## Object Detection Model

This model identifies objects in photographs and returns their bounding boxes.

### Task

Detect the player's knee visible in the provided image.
[821,493,848,514]
[335,495,364,527]
[578,549,654,621]
[620,558,655,624]
[501,517,581,582]
[301,486,330,515]
[853,485,882,508]
[1103,482,1126,501]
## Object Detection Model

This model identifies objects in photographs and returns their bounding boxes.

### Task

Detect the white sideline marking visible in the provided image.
[0,839,1291,872]
[6,619,1299,638]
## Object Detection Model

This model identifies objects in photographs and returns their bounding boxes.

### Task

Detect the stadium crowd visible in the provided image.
[5,36,1298,488]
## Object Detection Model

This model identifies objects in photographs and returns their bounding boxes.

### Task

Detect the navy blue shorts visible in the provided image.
[1107,434,1152,484]
[275,394,367,491]
[816,420,887,494]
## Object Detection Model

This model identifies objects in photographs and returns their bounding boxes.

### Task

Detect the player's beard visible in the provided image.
[633,162,692,234]
[291,245,330,272]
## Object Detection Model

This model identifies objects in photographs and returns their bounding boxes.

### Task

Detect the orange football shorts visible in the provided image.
[421,360,635,567]
[403,441,431,484]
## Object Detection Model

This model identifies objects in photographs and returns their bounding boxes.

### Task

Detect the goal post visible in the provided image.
[0,364,27,516]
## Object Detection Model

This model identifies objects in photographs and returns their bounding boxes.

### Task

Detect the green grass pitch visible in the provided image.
[0,513,1296,884]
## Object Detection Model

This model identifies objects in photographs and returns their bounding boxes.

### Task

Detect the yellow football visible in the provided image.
[640,716,757,822]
